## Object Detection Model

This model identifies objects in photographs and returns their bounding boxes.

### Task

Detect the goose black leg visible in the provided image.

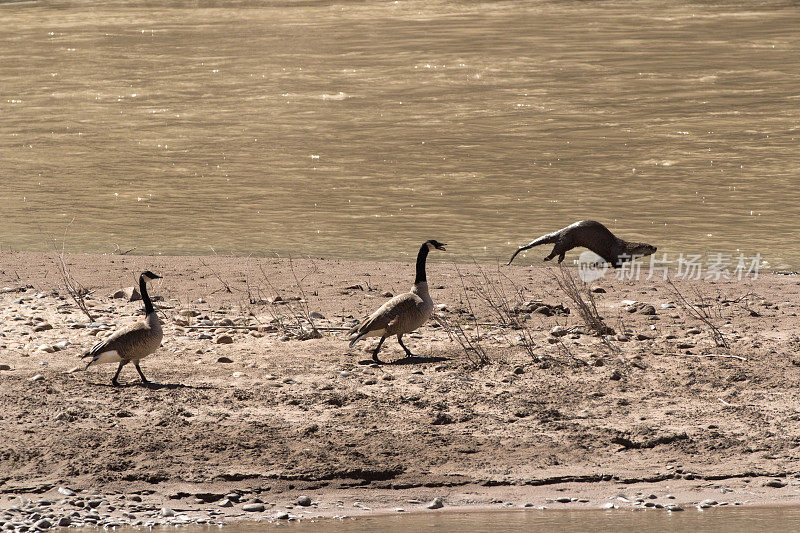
[396,334,415,357]
[134,362,150,384]
[372,336,387,364]
[111,362,125,387]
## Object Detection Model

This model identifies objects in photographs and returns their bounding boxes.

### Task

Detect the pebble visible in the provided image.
[215,335,234,344]
[32,520,50,530]
[666,504,684,512]
[57,488,75,497]
[113,287,141,301]
[273,512,289,520]
[0,364,11,371]
[764,479,787,488]
[296,495,311,507]
[639,304,656,315]
[28,374,44,382]
[217,499,232,508]
[427,498,443,510]
[555,497,571,503]
[242,504,265,512]
[216,357,233,363]
[700,499,718,506]
[550,326,568,337]
[600,502,616,509]
[55,518,70,527]
[160,508,175,517]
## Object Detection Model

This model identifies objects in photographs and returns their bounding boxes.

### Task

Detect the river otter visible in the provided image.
[507,220,656,268]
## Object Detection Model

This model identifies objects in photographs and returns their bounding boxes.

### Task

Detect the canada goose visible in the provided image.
[82,271,164,386]
[347,240,446,363]
[507,220,657,268]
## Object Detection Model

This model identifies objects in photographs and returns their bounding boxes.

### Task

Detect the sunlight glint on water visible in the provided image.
[1,1,798,268]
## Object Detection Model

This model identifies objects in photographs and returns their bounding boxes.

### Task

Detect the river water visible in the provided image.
[84,507,800,532]
[2,0,798,267]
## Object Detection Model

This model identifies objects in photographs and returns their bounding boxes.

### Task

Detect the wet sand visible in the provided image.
[1,252,800,526]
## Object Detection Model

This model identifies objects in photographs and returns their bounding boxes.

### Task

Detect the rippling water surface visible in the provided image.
[88,507,800,533]
[2,0,798,266]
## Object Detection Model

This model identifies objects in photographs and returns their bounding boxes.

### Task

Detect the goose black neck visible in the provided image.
[140,275,155,315]
[414,243,429,284]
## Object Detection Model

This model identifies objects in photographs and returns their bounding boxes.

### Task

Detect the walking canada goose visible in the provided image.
[347,239,446,364]
[82,271,164,386]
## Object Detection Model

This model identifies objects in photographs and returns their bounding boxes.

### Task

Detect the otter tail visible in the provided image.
[506,232,559,265]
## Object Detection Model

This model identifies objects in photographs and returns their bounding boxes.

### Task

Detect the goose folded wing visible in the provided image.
[86,321,151,356]
[350,294,420,336]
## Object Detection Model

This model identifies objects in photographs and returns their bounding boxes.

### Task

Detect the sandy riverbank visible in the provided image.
[2,252,800,527]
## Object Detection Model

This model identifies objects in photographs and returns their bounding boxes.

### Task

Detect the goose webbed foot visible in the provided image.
[111,362,125,387]
[396,335,415,358]
[371,335,387,364]
[134,362,149,384]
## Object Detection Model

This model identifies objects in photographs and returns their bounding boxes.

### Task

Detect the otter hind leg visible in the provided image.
[544,242,569,262]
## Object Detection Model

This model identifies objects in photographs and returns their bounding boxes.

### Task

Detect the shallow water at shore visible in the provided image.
[2,1,799,267]
[87,507,800,532]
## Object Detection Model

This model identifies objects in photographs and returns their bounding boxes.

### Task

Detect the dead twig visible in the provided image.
[666,277,728,348]
[111,244,136,255]
[256,259,321,340]
[198,258,232,293]
[550,264,614,337]
[436,265,490,367]
[52,218,95,322]
[669,353,746,361]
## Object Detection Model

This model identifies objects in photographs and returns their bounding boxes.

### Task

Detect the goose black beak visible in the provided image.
[436,243,447,251]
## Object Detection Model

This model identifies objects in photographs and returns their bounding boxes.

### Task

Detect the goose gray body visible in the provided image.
[82,271,163,385]
[348,240,446,363]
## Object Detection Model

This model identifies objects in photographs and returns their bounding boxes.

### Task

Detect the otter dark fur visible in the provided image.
[507,220,656,268]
